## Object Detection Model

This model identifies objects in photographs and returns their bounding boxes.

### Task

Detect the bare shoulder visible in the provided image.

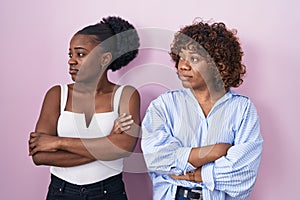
[121,85,140,100]
[118,85,140,117]
[41,85,62,110]
[45,85,61,99]
[35,85,62,134]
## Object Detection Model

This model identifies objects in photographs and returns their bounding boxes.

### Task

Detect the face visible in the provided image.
[177,48,213,91]
[68,34,104,82]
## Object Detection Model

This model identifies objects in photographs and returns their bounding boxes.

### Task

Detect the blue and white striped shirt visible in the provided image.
[141,88,263,200]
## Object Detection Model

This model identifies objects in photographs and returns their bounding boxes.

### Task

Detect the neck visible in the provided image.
[95,73,114,94]
[190,87,226,117]
[73,70,114,94]
[191,87,226,105]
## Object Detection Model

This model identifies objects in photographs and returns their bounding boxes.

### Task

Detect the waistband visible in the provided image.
[50,173,123,189]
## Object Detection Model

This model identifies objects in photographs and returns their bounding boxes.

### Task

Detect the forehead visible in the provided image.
[179,43,208,57]
[69,34,98,49]
[180,48,200,56]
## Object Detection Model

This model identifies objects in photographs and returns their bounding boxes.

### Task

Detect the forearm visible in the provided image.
[201,140,263,198]
[143,145,194,175]
[32,150,95,167]
[188,143,231,167]
[58,133,137,161]
[169,144,229,182]
[201,101,263,198]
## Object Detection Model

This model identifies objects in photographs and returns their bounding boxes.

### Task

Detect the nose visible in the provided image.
[68,57,77,67]
[178,60,191,71]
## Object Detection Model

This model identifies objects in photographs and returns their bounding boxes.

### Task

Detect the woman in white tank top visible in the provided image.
[28,16,140,200]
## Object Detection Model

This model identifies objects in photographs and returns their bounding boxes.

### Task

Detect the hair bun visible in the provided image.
[101,16,140,71]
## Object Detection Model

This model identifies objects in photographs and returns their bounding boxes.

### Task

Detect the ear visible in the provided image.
[101,52,112,67]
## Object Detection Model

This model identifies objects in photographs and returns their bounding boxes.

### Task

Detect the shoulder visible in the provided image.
[227,90,257,113]
[152,88,187,104]
[228,90,250,103]
[146,88,186,113]
[43,85,61,100]
[121,85,140,98]
[38,85,62,115]
[122,85,138,93]
[118,85,140,117]
[118,85,140,107]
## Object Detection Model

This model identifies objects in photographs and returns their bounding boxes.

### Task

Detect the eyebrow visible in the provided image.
[189,52,201,55]
[69,47,88,51]
[180,49,201,55]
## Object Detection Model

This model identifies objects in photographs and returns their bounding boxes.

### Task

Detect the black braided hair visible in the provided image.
[76,16,140,71]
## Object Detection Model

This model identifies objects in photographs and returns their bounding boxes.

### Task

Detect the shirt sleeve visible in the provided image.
[141,99,196,175]
[201,99,263,199]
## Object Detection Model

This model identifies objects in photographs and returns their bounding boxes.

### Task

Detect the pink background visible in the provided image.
[1,0,299,199]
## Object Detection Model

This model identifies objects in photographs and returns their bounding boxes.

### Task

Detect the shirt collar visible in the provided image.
[185,88,234,118]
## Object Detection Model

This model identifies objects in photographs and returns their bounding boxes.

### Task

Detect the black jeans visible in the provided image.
[175,186,203,200]
[46,173,127,200]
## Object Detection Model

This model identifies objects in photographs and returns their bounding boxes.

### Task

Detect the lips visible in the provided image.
[69,67,79,75]
[178,74,193,81]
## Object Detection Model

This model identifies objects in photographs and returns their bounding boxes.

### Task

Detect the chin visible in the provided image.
[181,81,192,88]
[70,74,77,82]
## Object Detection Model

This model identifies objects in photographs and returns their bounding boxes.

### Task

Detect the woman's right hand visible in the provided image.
[110,113,134,135]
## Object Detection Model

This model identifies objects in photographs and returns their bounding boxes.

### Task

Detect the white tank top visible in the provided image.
[50,84,125,185]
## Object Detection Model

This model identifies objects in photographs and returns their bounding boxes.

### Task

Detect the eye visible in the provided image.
[190,56,199,63]
[68,52,72,58]
[179,55,185,61]
[77,53,85,57]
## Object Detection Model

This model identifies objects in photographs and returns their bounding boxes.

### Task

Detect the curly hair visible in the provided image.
[76,16,140,71]
[170,20,246,91]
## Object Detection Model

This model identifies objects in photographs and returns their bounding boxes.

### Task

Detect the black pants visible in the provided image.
[46,173,127,200]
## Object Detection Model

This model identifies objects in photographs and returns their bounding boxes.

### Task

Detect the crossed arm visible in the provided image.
[29,85,140,167]
[142,98,262,199]
[170,144,231,182]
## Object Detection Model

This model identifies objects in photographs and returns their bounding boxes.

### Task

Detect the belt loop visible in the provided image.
[183,189,188,198]
[100,179,106,195]
[59,181,66,193]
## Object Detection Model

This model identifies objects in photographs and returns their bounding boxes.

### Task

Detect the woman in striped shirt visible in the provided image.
[141,20,263,200]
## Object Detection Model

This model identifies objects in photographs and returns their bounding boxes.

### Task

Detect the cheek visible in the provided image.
[84,57,100,67]
[81,57,101,70]
[176,61,184,69]
[193,71,205,82]
[193,62,210,76]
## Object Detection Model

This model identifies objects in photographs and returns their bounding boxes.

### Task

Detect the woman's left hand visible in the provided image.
[28,132,60,156]
[111,113,134,135]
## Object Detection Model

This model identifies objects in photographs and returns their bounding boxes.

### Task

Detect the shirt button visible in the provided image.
[104,190,107,194]
[81,188,86,193]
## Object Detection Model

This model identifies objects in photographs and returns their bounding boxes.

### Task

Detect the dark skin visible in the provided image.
[28,34,140,167]
[171,48,231,182]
